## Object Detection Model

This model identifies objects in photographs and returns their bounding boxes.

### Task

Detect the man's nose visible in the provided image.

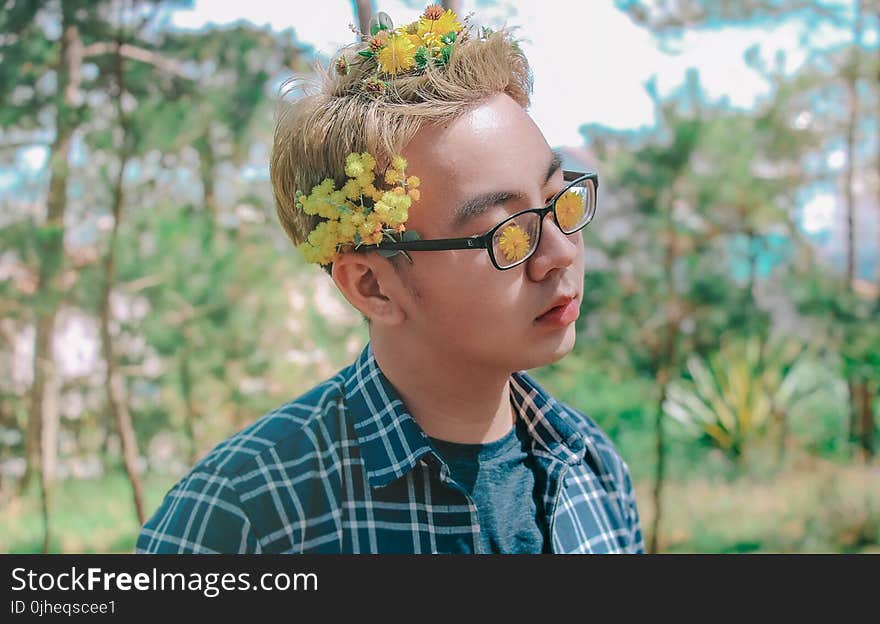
[526,211,579,279]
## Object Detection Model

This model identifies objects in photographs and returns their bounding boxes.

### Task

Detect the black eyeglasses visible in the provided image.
[354,170,598,270]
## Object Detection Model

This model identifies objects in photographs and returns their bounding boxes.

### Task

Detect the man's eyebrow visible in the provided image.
[450,149,564,230]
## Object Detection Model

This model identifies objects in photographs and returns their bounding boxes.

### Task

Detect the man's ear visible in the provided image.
[331,253,407,326]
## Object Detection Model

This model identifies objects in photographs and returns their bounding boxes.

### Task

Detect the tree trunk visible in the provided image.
[775,406,788,466]
[847,378,860,447]
[649,363,670,554]
[857,381,874,459]
[746,226,758,304]
[39,361,60,553]
[97,37,146,526]
[649,188,682,555]
[843,52,858,289]
[195,135,216,219]
[179,347,199,466]
[24,11,83,553]
[842,0,863,451]
[353,0,373,39]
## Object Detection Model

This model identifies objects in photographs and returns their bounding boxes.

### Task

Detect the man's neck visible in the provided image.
[370,334,516,444]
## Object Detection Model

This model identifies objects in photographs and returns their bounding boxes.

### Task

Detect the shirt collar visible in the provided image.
[343,341,586,489]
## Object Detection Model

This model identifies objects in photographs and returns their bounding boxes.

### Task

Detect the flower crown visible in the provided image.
[335,4,470,97]
[296,152,421,267]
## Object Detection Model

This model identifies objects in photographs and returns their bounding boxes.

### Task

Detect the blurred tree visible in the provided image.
[353,0,375,39]
[616,0,878,458]
[580,65,821,550]
[1,0,190,550]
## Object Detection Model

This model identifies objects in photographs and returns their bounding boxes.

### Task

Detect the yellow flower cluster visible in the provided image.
[296,152,421,267]
[349,5,466,82]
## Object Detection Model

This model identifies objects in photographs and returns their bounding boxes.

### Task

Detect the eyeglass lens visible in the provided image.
[491,177,596,268]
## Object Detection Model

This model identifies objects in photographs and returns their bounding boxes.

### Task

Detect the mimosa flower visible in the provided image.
[296,150,422,266]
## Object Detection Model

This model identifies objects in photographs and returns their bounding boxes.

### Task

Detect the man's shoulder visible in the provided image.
[193,371,350,480]
[520,371,622,459]
[559,403,625,464]
[137,370,356,553]
[517,371,630,475]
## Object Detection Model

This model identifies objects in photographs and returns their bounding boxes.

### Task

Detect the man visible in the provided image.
[137,5,643,554]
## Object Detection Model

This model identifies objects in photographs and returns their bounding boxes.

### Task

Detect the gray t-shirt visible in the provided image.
[429,417,548,554]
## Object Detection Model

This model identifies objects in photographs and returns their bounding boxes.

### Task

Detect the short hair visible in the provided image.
[270,25,533,276]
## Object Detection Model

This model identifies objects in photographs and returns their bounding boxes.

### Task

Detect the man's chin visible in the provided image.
[518,327,577,371]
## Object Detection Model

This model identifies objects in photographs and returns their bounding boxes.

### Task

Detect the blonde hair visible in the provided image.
[270,26,533,272]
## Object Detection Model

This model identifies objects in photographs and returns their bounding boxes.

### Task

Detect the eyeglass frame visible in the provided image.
[353,170,598,271]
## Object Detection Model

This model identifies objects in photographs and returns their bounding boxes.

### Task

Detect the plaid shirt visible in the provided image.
[137,342,644,554]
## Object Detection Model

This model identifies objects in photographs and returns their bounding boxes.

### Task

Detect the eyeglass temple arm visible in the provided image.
[563,170,599,192]
[356,237,486,252]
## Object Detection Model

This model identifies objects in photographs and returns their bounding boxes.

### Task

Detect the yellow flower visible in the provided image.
[374,201,392,218]
[387,206,408,226]
[360,152,377,172]
[497,224,532,263]
[345,153,365,178]
[339,221,357,239]
[342,179,362,200]
[363,183,382,202]
[377,33,417,75]
[417,9,461,47]
[298,151,422,266]
[555,190,584,231]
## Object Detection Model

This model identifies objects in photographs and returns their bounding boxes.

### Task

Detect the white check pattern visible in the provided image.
[137,342,644,554]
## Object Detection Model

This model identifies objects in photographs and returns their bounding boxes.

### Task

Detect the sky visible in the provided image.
[169,0,828,146]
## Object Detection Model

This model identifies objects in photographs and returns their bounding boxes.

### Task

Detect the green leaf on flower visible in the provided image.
[414,46,428,68]
[401,230,421,242]
[358,49,375,59]
[370,12,393,35]
[377,249,400,258]
[378,12,393,30]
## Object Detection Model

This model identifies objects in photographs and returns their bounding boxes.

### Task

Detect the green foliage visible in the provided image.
[664,333,825,461]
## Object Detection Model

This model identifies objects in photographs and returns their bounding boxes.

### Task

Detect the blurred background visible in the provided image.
[1,0,878,554]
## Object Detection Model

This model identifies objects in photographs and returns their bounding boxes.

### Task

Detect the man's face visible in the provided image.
[392,92,586,373]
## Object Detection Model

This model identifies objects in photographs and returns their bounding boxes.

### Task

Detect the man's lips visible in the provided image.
[536,295,577,320]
